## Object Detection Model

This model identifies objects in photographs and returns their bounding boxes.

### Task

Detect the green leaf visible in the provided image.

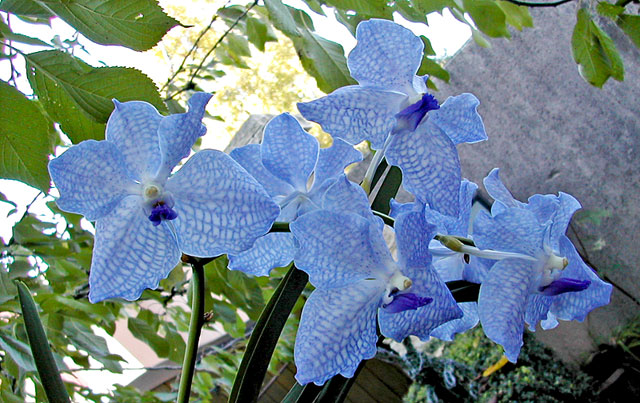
[127,317,170,358]
[0,0,52,18]
[471,27,491,48]
[282,382,322,403]
[617,14,640,49]
[421,35,436,56]
[497,0,533,31]
[572,9,624,87]
[35,0,180,51]
[63,321,124,373]
[596,2,624,19]
[265,0,300,37]
[463,0,510,38]
[25,50,166,126]
[394,0,428,24]
[0,331,37,372]
[0,81,53,192]
[246,17,269,51]
[226,32,251,57]
[418,56,450,83]
[411,0,453,15]
[370,158,402,215]
[16,281,70,403]
[0,20,51,46]
[228,265,308,403]
[292,29,356,93]
[323,0,393,18]
[304,0,326,16]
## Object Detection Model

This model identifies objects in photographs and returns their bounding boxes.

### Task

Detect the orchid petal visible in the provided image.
[261,113,318,191]
[478,258,537,362]
[89,195,180,302]
[156,92,212,178]
[429,94,487,144]
[229,144,294,198]
[291,211,392,288]
[105,100,163,180]
[483,168,522,210]
[394,210,435,268]
[348,19,423,93]
[166,150,279,256]
[473,209,546,257]
[321,175,371,218]
[294,280,382,385]
[550,237,612,321]
[548,193,581,249]
[297,86,405,149]
[228,232,295,277]
[431,302,479,341]
[49,140,136,221]
[386,119,461,216]
[524,294,553,331]
[312,138,363,192]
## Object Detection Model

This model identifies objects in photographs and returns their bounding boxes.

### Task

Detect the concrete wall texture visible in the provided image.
[433,5,640,362]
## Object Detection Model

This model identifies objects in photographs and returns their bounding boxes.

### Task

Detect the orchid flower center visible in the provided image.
[141,183,178,226]
[381,271,432,313]
[392,93,440,134]
[536,249,589,296]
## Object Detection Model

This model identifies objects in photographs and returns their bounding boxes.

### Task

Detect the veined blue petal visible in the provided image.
[321,175,371,218]
[526,193,559,224]
[431,302,479,341]
[463,256,492,284]
[524,294,553,331]
[291,211,392,288]
[89,195,181,302]
[105,100,163,180]
[156,92,212,178]
[348,19,423,94]
[424,180,477,237]
[394,211,436,268]
[483,168,523,210]
[473,209,546,257]
[386,119,461,217]
[550,237,612,322]
[294,280,382,385]
[312,138,363,192]
[432,252,465,283]
[379,263,461,341]
[261,113,318,191]
[478,258,538,362]
[49,140,137,221]
[228,232,295,277]
[166,150,279,256]
[229,144,294,198]
[389,199,421,219]
[548,193,581,249]
[429,94,487,145]
[297,86,406,149]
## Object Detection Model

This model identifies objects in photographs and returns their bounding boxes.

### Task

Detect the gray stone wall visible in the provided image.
[434,5,640,362]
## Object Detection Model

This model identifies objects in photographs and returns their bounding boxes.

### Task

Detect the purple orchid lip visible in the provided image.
[539,278,591,296]
[393,93,440,133]
[383,293,433,313]
[148,202,178,226]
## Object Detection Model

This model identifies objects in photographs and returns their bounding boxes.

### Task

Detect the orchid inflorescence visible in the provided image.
[48,19,611,387]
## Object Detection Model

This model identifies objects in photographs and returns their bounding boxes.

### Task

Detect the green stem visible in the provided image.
[372,210,395,226]
[270,221,291,232]
[177,257,206,403]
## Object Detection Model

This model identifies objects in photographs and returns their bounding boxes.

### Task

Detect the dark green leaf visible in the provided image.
[572,9,624,87]
[412,0,453,15]
[394,0,428,24]
[0,331,36,371]
[420,35,436,56]
[246,17,269,51]
[282,382,322,403]
[418,56,450,83]
[596,2,624,19]
[63,321,124,373]
[128,317,169,358]
[25,50,166,126]
[292,29,356,93]
[265,0,300,37]
[16,281,70,402]
[228,265,308,403]
[463,0,509,38]
[323,0,393,18]
[0,20,50,46]
[497,1,533,31]
[0,81,53,192]
[0,0,51,18]
[617,14,640,49]
[370,159,402,215]
[304,0,326,16]
[36,0,180,51]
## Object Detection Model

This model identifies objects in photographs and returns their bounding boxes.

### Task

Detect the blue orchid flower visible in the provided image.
[297,19,486,216]
[228,113,364,276]
[290,209,461,385]
[471,169,612,361]
[390,180,485,341]
[48,93,280,302]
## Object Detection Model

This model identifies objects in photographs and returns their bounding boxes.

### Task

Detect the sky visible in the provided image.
[0,1,471,394]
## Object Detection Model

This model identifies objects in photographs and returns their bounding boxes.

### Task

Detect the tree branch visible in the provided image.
[503,0,575,7]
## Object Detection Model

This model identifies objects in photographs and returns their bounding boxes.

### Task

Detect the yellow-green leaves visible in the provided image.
[572,9,624,88]
[0,81,53,192]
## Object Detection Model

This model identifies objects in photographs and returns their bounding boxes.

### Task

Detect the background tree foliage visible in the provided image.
[0,0,638,401]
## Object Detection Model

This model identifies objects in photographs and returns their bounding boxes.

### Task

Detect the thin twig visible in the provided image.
[503,0,575,6]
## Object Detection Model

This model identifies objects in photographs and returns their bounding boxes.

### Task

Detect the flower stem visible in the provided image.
[177,257,206,403]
